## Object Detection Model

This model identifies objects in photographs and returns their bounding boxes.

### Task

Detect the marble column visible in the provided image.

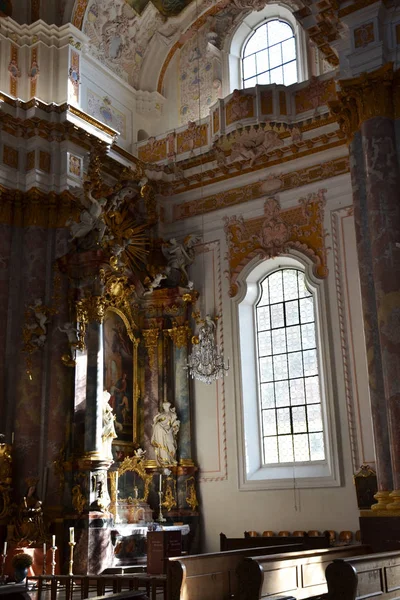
[142,326,161,462]
[349,130,393,505]
[168,324,193,465]
[361,116,400,506]
[84,319,104,456]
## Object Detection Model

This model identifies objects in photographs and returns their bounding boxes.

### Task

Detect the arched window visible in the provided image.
[226,4,309,95]
[242,20,297,89]
[234,254,340,490]
[256,268,324,464]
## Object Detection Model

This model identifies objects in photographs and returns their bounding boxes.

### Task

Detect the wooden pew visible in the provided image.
[325,550,400,600]
[221,532,330,551]
[236,544,370,600]
[167,543,304,600]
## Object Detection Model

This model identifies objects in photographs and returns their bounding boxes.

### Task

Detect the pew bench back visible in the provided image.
[236,544,370,600]
[167,543,304,600]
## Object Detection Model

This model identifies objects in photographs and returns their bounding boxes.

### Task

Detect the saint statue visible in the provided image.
[102,390,117,459]
[151,402,180,467]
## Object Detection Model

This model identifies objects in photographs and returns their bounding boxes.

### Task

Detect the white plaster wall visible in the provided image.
[162,172,374,552]
[155,52,181,136]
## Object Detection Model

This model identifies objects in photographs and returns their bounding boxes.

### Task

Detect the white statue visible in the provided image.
[151,402,180,467]
[28,299,49,334]
[102,390,117,459]
[66,189,107,242]
[58,322,79,362]
[162,235,200,287]
[108,184,139,215]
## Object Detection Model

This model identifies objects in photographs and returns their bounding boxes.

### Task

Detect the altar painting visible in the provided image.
[103,309,137,444]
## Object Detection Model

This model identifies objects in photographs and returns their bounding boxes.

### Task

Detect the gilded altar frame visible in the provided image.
[104,306,140,446]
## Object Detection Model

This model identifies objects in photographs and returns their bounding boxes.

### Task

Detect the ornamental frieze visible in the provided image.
[224,191,328,298]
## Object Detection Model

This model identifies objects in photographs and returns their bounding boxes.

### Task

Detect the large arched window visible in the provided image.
[242,20,297,88]
[234,254,340,490]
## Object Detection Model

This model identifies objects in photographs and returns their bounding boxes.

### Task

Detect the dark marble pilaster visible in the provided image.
[142,327,161,462]
[361,116,400,502]
[85,320,104,456]
[350,130,393,503]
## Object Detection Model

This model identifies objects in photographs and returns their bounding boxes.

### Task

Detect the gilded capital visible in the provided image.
[329,63,396,142]
[76,295,107,324]
[142,327,160,369]
[167,323,191,349]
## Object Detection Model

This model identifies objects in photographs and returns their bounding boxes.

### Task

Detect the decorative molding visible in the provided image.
[8,44,20,97]
[331,208,359,472]
[224,191,328,298]
[29,47,40,98]
[173,156,349,221]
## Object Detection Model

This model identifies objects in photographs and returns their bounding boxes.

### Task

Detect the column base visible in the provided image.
[386,489,400,511]
[71,511,115,575]
[371,490,392,511]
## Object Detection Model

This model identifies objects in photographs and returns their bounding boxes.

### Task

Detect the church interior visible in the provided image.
[1,0,400,594]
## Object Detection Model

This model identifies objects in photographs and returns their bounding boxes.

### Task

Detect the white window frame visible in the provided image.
[232,252,341,490]
[225,3,309,95]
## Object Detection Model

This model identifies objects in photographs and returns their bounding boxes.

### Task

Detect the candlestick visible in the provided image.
[0,544,7,585]
[68,541,76,576]
[51,539,57,577]
[43,543,47,575]
[157,490,166,523]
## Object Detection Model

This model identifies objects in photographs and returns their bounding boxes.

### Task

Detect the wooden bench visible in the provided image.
[220,532,330,552]
[324,550,400,600]
[167,543,305,600]
[236,544,370,600]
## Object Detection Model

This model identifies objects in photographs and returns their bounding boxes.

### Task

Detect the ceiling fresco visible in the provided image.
[125,0,194,17]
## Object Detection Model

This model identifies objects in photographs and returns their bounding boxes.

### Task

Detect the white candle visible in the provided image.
[3,541,7,556]
[159,473,162,492]
[52,535,56,547]
[11,432,14,444]
[43,542,46,556]
[115,472,118,496]
[69,527,74,543]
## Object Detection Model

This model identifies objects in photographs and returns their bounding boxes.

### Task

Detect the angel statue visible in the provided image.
[162,235,200,288]
[66,188,108,245]
[25,299,50,349]
[143,272,167,296]
[110,237,133,270]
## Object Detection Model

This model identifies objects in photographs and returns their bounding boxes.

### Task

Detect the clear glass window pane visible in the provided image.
[309,432,325,461]
[286,325,301,352]
[278,435,294,462]
[271,303,284,329]
[294,434,310,462]
[258,331,272,356]
[269,44,282,69]
[285,300,299,325]
[283,269,298,301]
[282,37,296,62]
[257,306,270,331]
[268,271,283,303]
[257,71,270,85]
[301,323,316,350]
[277,408,291,434]
[292,406,307,433]
[263,409,277,436]
[256,49,269,73]
[290,378,305,406]
[300,297,314,323]
[275,380,290,407]
[243,55,256,80]
[283,61,297,86]
[264,436,279,464]
[303,349,318,376]
[244,76,257,89]
[260,280,270,306]
[260,356,273,382]
[305,376,321,404]
[267,20,293,46]
[288,351,303,378]
[307,404,323,432]
[272,328,286,355]
[261,382,275,409]
[273,354,288,381]
[244,24,268,56]
[270,66,284,85]
[298,272,311,298]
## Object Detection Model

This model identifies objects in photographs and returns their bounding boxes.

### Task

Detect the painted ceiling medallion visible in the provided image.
[125,0,193,16]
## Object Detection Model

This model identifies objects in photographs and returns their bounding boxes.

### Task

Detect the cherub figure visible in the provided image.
[143,272,167,296]
[162,235,200,287]
[58,322,79,363]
